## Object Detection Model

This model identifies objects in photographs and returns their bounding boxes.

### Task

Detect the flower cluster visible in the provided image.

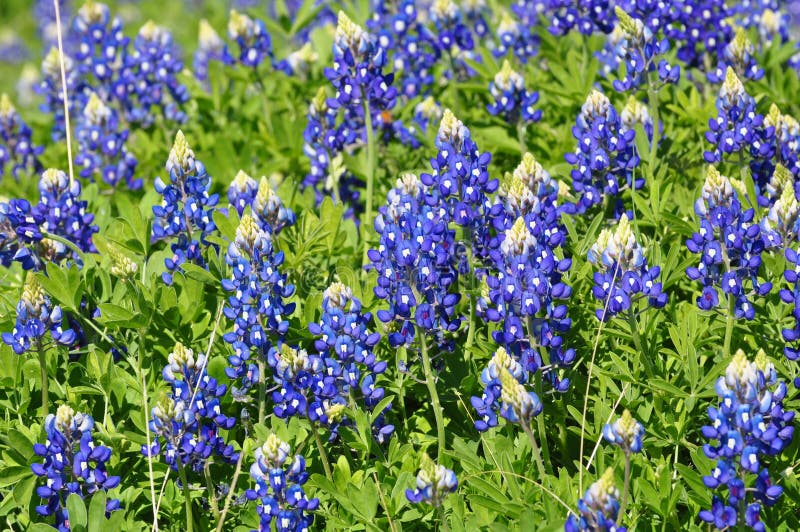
[144,342,238,472]
[0,168,97,271]
[487,60,542,126]
[37,48,81,141]
[566,89,640,214]
[480,153,574,393]
[761,104,800,188]
[765,169,800,245]
[428,0,477,80]
[686,166,773,319]
[708,27,764,84]
[565,468,626,532]
[610,7,679,92]
[471,347,544,431]
[116,20,189,126]
[302,88,361,214]
[0,93,43,180]
[603,409,644,455]
[152,131,219,285]
[2,275,76,355]
[779,244,800,360]
[193,19,234,85]
[405,453,458,506]
[368,0,439,98]
[545,0,615,37]
[494,10,539,63]
[228,9,272,69]
[368,172,462,346]
[699,350,794,530]
[246,434,320,532]
[31,405,121,531]
[588,213,667,320]
[414,96,443,133]
[703,68,770,189]
[74,93,139,189]
[422,109,497,262]
[223,214,295,399]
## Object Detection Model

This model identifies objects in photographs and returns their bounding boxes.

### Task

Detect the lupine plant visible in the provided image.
[7,1,800,531]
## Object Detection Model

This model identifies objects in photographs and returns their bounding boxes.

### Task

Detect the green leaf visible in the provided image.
[66,493,88,529]
[88,492,107,532]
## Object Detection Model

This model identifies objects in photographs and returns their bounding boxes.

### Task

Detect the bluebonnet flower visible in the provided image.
[246,434,320,531]
[228,10,273,70]
[487,60,542,126]
[302,88,362,216]
[0,93,43,180]
[405,453,457,506]
[368,0,439,98]
[74,92,139,189]
[228,170,259,217]
[16,65,40,107]
[471,347,527,431]
[756,8,789,45]
[686,165,773,319]
[708,28,764,84]
[462,0,490,38]
[152,131,219,285]
[597,26,627,78]
[704,68,774,198]
[368,172,462,347]
[193,19,234,86]
[414,96,442,133]
[545,0,615,37]
[422,109,497,261]
[326,12,398,120]
[480,154,575,393]
[428,0,478,80]
[222,214,295,399]
[565,468,626,532]
[777,235,800,360]
[699,350,794,530]
[620,96,655,145]
[274,43,318,78]
[2,275,76,354]
[37,168,98,256]
[588,214,667,320]
[37,47,81,141]
[603,409,644,455]
[34,0,71,46]
[494,11,539,63]
[762,104,800,182]
[116,20,189,126]
[765,171,800,245]
[565,89,640,214]
[69,0,128,99]
[0,198,45,269]
[143,342,238,472]
[668,0,733,70]
[0,30,28,63]
[610,7,679,92]
[251,175,296,235]
[31,405,120,531]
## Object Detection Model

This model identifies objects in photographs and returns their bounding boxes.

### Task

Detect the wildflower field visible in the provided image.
[5,0,800,530]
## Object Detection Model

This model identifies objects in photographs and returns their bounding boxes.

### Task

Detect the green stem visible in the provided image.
[516,121,528,155]
[533,372,553,475]
[312,423,333,480]
[620,452,632,521]
[138,330,159,530]
[464,243,477,349]
[178,465,194,532]
[216,444,245,532]
[258,359,266,427]
[723,294,735,358]
[520,420,547,483]
[37,342,48,419]
[627,310,654,379]
[204,463,220,520]
[418,328,446,461]
[438,505,451,532]
[362,99,377,268]
[647,81,661,182]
